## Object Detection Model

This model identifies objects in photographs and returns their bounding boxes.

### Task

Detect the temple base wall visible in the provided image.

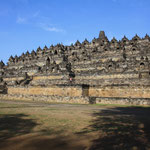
[89,86,150,98]
[0,94,89,104]
[0,85,150,105]
[90,97,150,105]
[7,86,83,97]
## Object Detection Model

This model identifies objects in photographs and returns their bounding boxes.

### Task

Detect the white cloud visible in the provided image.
[16,11,39,24]
[16,16,27,24]
[16,13,66,33]
[39,23,65,33]
[43,27,64,32]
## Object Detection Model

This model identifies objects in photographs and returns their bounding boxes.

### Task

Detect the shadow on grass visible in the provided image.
[78,107,150,150]
[0,114,37,142]
[0,114,86,150]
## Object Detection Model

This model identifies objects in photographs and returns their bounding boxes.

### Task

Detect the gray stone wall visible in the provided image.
[0,31,150,105]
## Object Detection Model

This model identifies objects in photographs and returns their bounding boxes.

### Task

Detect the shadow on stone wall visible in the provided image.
[0,85,8,94]
[89,97,96,104]
[77,107,150,150]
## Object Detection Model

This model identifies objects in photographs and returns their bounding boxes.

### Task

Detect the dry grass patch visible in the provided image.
[0,100,150,150]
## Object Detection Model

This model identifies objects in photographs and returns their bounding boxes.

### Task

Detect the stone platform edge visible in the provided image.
[0,94,150,106]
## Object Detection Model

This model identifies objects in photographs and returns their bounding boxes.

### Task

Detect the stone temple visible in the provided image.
[0,31,150,105]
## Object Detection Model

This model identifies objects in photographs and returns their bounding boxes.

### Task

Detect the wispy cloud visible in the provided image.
[43,26,65,32]
[16,16,27,24]
[39,23,65,33]
[16,12,66,33]
[16,11,39,24]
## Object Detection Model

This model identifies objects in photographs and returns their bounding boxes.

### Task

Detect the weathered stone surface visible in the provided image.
[95,97,150,105]
[0,31,150,105]
[0,94,89,104]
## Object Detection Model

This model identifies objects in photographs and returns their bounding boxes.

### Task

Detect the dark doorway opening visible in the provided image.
[82,84,89,97]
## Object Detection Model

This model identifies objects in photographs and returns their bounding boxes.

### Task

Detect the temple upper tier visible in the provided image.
[0,31,150,87]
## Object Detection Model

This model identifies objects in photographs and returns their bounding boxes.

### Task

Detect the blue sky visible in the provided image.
[0,0,150,63]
